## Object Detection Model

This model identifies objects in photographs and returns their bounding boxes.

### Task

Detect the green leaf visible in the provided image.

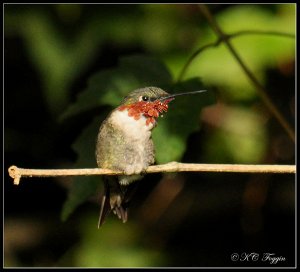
[59,54,173,121]
[153,78,215,163]
[61,116,104,221]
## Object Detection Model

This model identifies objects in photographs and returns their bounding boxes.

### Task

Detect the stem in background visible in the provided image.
[8,163,296,185]
[177,30,295,83]
[178,4,295,142]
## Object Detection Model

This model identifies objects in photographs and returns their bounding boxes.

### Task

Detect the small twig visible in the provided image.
[229,30,295,39]
[177,40,220,83]
[8,163,296,185]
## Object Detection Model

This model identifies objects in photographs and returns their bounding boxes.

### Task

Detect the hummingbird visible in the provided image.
[96,86,206,227]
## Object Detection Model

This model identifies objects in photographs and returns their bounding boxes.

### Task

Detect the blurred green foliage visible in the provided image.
[5,4,295,268]
[204,106,267,163]
[166,4,295,101]
[69,217,165,267]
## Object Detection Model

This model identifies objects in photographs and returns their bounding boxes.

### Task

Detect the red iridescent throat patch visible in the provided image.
[118,98,173,126]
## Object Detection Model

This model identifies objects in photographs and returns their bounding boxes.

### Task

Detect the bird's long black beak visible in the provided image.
[159,90,207,102]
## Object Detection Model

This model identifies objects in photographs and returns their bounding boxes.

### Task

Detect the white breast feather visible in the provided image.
[110,110,154,185]
[110,110,154,139]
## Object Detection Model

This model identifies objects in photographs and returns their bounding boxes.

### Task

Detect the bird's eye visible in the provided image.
[140,96,149,102]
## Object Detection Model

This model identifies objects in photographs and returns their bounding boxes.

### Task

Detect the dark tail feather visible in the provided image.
[112,182,139,223]
[98,179,129,227]
[98,181,111,228]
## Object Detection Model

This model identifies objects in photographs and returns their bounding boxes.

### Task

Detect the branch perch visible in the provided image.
[8,163,296,185]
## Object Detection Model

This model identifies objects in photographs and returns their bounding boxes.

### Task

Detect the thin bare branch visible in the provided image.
[8,163,296,185]
[177,30,295,83]
[197,4,295,142]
